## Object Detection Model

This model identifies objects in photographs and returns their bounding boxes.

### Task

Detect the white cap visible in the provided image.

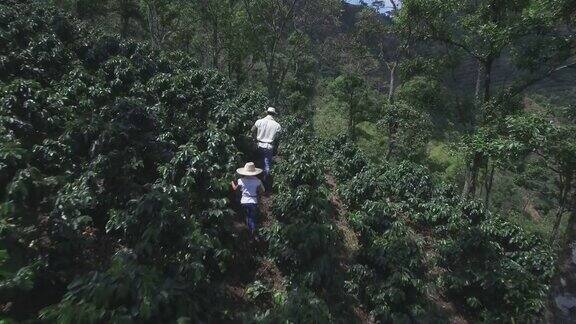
[267,107,277,115]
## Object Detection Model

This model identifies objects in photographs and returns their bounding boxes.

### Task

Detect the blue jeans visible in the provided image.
[242,203,258,235]
[258,147,274,182]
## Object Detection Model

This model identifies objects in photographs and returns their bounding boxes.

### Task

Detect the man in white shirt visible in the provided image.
[252,107,281,185]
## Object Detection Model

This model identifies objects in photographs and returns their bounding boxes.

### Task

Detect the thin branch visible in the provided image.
[534,150,562,174]
[390,0,399,12]
[503,60,576,99]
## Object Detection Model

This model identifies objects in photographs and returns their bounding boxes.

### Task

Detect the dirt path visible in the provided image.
[326,175,360,259]
[420,237,469,324]
[220,189,286,320]
[326,174,374,324]
[400,216,470,324]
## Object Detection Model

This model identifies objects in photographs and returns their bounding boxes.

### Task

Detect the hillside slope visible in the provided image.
[0,1,561,323]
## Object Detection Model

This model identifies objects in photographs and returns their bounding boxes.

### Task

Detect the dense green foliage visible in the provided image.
[0,0,574,322]
[0,1,264,321]
[324,138,555,322]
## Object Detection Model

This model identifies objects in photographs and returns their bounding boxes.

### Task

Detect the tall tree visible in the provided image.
[240,0,340,104]
[328,74,374,139]
[398,0,576,198]
[354,6,403,102]
[241,0,302,104]
[504,114,576,241]
[117,0,142,38]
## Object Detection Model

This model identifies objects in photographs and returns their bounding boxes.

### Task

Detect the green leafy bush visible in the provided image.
[0,1,260,321]
[325,130,555,322]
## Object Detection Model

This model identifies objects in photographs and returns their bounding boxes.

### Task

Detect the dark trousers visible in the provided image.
[242,203,258,235]
[258,147,274,183]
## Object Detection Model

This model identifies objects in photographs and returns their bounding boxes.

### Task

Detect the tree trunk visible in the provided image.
[551,175,571,242]
[267,71,278,105]
[349,99,356,140]
[387,62,397,103]
[463,59,493,199]
[482,59,493,116]
[552,208,566,243]
[484,162,496,207]
[474,60,483,103]
[463,151,483,198]
[212,18,219,68]
[146,1,162,49]
[566,193,576,242]
[119,0,130,38]
[386,121,397,159]
[265,44,279,105]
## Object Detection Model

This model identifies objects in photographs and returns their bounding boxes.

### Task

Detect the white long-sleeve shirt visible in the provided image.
[237,176,264,204]
[253,115,281,149]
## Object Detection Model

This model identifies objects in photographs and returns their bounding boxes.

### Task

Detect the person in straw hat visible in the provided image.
[231,162,265,236]
[252,107,281,187]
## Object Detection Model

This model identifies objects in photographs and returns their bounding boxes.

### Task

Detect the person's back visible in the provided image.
[254,115,281,150]
[252,107,281,185]
[237,176,263,204]
[231,162,265,237]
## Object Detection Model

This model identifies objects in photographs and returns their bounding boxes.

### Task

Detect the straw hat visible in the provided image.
[236,162,263,176]
[267,107,277,115]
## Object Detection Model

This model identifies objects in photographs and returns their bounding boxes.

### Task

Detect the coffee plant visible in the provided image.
[324,136,556,322]
[0,1,262,321]
[265,118,343,289]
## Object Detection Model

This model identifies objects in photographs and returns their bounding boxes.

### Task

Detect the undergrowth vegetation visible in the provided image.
[324,137,555,322]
